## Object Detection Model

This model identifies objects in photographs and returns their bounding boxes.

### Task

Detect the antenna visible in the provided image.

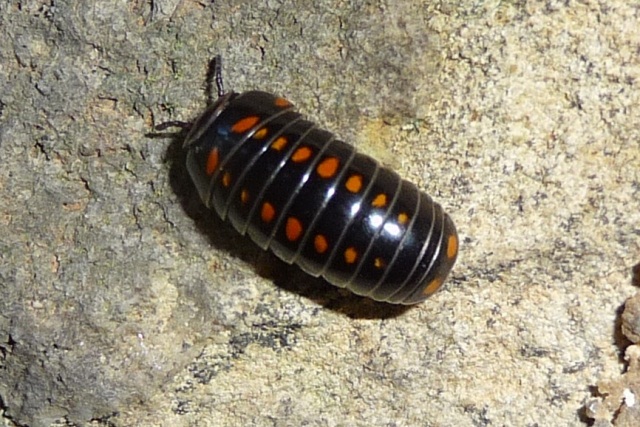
[206,55,225,104]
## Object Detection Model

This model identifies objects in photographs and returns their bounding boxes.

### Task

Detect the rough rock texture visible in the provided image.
[1,1,638,426]
[586,282,640,427]
[585,345,640,427]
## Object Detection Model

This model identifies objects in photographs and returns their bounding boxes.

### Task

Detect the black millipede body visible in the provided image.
[182,58,458,305]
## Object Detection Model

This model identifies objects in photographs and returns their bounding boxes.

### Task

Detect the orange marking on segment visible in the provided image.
[423,278,443,296]
[372,193,387,208]
[222,172,231,187]
[291,146,312,162]
[316,157,340,178]
[206,148,219,176]
[231,116,260,134]
[274,97,292,108]
[344,247,358,264]
[261,202,275,223]
[285,217,303,242]
[253,127,268,139]
[447,234,458,259]
[314,234,328,254]
[240,189,249,204]
[271,136,288,151]
[374,257,386,269]
[345,175,363,193]
[398,212,409,225]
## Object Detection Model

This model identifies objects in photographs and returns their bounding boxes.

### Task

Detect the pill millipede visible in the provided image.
[172,56,458,305]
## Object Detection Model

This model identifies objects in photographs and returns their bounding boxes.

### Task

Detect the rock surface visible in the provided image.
[1,1,638,426]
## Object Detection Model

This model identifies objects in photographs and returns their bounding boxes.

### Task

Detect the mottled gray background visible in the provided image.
[1,1,638,426]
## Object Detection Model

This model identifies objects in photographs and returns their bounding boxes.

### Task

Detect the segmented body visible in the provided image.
[184,90,458,304]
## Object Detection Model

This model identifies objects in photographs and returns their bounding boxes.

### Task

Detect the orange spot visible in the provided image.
[271,136,288,151]
[285,217,303,242]
[231,116,260,134]
[261,202,275,223]
[398,212,409,225]
[206,148,219,176]
[291,146,312,163]
[240,189,249,204]
[314,234,328,254]
[222,172,231,187]
[423,278,443,296]
[274,97,292,108]
[253,127,268,139]
[344,247,358,264]
[316,157,340,178]
[447,234,458,259]
[374,257,386,269]
[345,175,363,193]
[372,193,387,208]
